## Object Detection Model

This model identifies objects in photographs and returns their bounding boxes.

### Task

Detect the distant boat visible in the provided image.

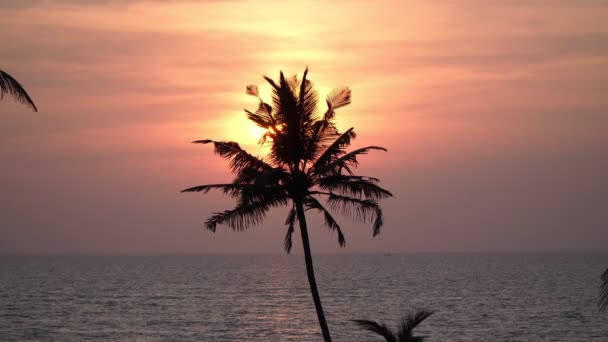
[384,253,392,256]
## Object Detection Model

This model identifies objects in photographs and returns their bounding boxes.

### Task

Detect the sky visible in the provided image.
[0,0,606,254]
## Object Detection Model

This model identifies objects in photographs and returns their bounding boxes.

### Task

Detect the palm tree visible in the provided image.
[600,268,608,311]
[182,68,392,342]
[0,70,37,111]
[352,309,434,342]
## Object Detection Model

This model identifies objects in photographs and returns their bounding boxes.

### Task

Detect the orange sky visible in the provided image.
[1,0,607,253]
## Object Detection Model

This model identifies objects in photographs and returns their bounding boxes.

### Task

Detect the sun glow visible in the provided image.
[199,74,350,160]
[219,114,268,147]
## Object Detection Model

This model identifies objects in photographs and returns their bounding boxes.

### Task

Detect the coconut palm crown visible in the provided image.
[353,309,434,342]
[1,70,37,112]
[182,68,392,342]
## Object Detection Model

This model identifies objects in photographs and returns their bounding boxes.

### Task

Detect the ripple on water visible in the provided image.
[0,253,607,341]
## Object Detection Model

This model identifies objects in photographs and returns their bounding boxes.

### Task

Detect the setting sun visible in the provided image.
[221,114,267,145]
[1,1,607,341]
[210,81,337,149]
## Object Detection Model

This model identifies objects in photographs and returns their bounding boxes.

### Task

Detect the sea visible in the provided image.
[1,253,606,341]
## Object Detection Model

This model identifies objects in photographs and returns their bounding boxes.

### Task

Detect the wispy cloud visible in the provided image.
[1,0,606,253]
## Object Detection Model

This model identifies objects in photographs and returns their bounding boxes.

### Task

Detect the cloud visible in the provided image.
[0,0,234,10]
[1,0,607,253]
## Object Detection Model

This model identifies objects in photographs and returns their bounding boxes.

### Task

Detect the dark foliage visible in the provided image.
[0,70,37,111]
[353,309,434,342]
[182,68,392,253]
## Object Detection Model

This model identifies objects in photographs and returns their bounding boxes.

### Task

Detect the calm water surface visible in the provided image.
[1,253,606,341]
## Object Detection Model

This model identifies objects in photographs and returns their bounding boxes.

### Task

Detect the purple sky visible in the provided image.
[1,0,607,254]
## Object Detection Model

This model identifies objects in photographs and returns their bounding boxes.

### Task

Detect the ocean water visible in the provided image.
[1,253,606,341]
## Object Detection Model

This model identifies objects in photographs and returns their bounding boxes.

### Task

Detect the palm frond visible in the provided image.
[372,208,384,236]
[263,71,307,167]
[318,175,393,200]
[305,197,345,247]
[311,128,357,174]
[298,68,319,125]
[205,195,288,232]
[0,70,37,112]
[287,74,299,93]
[315,146,387,176]
[326,86,351,115]
[192,139,273,177]
[274,71,299,121]
[263,75,280,91]
[180,183,244,197]
[298,67,309,111]
[600,268,608,311]
[284,206,297,253]
[352,320,397,342]
[324,193,385,236]
[246,84,259,97]
[296,86,321,171]
[237,181,288,207]
[398,310,434,339]
[250,167,289,186]
[302,118,339,170]
[298,69,343,168]
[245,102,273,130]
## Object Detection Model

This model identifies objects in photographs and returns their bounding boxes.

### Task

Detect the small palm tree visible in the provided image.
[182,68,392,342]
[0,70,37,111]
[353,309,434,342]
[600,268,608,311]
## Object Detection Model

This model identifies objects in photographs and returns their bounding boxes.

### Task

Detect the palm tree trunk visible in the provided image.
[295,200,332,342]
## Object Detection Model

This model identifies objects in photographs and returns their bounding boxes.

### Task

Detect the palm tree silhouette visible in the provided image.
[600,268,608,311]
[0,70,37,111]
[352,309,434,342]
[182,68,392,341]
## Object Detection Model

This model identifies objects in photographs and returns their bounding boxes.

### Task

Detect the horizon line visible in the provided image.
[1,249,607,256]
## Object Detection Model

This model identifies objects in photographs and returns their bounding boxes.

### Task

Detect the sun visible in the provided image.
[222,114,268,146]
[245,121,268,141]
[213,80,333,151]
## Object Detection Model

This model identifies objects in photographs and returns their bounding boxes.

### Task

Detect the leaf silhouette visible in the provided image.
[246,84,259,97]
[0,70,37,112]
[353,310,434,342]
